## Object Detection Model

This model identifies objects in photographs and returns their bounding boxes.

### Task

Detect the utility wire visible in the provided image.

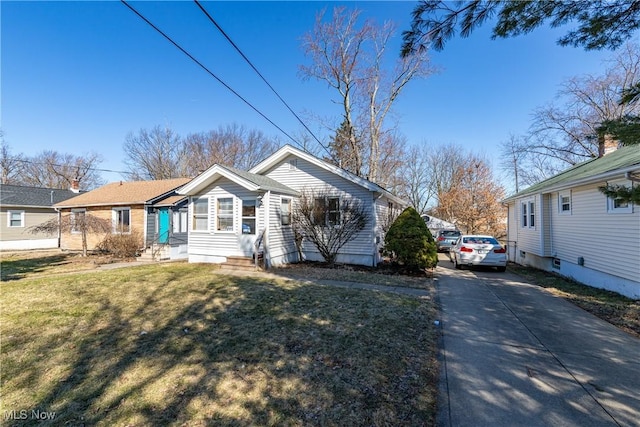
[193,0,332,158]
[120,0,306,151]
[10,157,129,175]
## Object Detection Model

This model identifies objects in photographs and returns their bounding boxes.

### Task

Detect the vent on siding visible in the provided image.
[289,159,297,170]
[552,258,561,270]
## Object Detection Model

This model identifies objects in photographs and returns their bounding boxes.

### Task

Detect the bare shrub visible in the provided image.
[97,230,143,258]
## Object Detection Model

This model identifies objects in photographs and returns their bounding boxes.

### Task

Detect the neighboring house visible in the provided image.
[503,145,640,300]
[54,178,191,259]
[421,214,457,237]
[0,184,78,250]
[178,144,406,268]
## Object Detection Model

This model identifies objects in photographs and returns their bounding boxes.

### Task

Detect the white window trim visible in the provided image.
[281,197,292,226]
[520,202,528,228]
[7,210,25,228]
[520,200,535,229]
[528,201,536,228]
[112,207,132,234]
[173,210,188,233]
[192,197,210,233]
[215,196,235,233]
[558,191,572,215]
[606,196,633,214]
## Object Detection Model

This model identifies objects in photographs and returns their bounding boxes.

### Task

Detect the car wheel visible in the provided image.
[454,256,461,270]
[497,266,506,272]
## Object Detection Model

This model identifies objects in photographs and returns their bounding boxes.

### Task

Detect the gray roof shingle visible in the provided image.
[0,184,79,208]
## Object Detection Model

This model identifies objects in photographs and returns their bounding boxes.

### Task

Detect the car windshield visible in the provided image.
[441,230,460,237]
[463,237,499,245]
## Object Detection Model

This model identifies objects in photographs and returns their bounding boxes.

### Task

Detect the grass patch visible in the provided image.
[508,264,640,338]
[1,263,438,426]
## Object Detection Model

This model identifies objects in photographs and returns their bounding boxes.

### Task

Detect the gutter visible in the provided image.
[503,164,640,202]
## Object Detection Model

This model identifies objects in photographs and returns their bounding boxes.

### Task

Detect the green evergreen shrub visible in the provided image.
[384,207,438,270]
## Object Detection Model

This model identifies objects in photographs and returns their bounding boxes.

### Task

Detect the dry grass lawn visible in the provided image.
[1,251,438,426]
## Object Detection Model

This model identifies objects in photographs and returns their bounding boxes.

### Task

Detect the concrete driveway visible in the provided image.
[435,254,640,427]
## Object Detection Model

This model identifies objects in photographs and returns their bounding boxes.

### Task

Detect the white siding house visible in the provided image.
[503,145,640,299]
[178,145,406,268]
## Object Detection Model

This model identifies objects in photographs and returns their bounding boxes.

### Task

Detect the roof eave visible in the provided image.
[503,163,640,202]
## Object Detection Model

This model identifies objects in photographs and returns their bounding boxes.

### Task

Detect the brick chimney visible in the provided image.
[71,178,80,193]
[599,134,619,157]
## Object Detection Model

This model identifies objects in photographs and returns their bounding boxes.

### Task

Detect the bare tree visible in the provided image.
[182,123,278,174]
[20,150,104,190]
[123,125,189,180]
[300,6,434,183]
[0,136,24,185]
[398,144,437,214]
[292,188,369,265]
[526,42,640,169]
[29,212,111,257]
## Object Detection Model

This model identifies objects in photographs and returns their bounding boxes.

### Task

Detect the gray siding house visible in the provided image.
[503,145,640,299]
[0,184,78,250]
[178,145,406,268]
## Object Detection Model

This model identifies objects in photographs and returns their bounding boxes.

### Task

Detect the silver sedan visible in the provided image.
[449,235,507,272]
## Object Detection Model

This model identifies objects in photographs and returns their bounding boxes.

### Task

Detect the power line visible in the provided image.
[193,0,332,158]
[120,0,307,151]
[10,157,129,175]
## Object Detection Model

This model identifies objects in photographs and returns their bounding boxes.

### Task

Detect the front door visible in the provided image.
[239,199,257,256]
[158,208,170,244]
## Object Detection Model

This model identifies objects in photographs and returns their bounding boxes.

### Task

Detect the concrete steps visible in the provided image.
[220,256,264,271]
[137,245,170,262]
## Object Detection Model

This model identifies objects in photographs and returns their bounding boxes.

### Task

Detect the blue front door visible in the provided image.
[158,208,170,244]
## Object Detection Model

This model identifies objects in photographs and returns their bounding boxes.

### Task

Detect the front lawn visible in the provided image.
[1,261,438,426]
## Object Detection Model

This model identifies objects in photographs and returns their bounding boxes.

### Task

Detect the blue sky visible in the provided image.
[2,1,616,185]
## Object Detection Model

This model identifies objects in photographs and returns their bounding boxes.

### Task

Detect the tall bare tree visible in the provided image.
[182,123,278,174]
[0,137,24,185]
[503,42,640,184]
[300,6,434,183]
[398,144,436,214]
[123,125,189,180]
[20,150,104,190]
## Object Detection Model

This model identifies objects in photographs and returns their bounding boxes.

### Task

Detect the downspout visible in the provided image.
[55,207,62,249]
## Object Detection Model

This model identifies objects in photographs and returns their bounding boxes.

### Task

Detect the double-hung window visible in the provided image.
[113,207,131,234]
[559,192,571,214]
[313,196,340,226]
[521,201,535,228]
[71,209,85,234]
[281,198,292,226]
[242,199,256,234]
[217,197,234,231]
[192,197,209,231]
[7,210,24,228]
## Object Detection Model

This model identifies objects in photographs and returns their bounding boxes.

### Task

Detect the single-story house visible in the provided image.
[502,145,640,299]
[177,144,406,268]
[0,184,79,250]
[54,178,191,259]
